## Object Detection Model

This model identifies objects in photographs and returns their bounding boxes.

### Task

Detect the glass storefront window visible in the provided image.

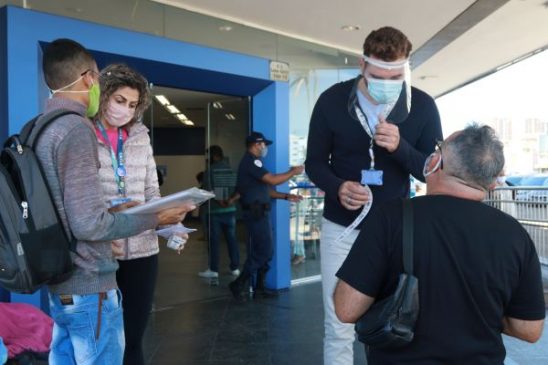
[288,68,359,281]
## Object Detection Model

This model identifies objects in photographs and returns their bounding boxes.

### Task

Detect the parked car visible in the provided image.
[513,175,548,203]
[504,175,525,186]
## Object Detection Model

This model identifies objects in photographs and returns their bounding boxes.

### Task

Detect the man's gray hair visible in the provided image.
[443,123,505,190]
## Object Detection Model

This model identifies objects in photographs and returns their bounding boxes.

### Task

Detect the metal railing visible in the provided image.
[289,187,324,260]
[485,187,548,265]
[286,185,548,266]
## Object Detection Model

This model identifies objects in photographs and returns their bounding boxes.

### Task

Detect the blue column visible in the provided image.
[253,81,291,290]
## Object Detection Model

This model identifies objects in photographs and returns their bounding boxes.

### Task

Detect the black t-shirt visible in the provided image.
[236,152,270,205]
[337,195,545,365]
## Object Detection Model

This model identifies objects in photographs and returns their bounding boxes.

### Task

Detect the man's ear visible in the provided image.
[82,71,95,89]
[425,153,441,172]
[359,58,366,74]
[487,180,499,191]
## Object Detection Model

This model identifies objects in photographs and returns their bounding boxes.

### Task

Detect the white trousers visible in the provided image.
[320,218,360,365]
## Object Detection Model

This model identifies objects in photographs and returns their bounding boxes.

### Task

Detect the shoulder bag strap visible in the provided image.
[402,198,414,275]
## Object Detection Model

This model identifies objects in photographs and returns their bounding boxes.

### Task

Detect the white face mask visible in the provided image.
[260,145,268,158]
[105,102,135,127]
[423,153,441,178]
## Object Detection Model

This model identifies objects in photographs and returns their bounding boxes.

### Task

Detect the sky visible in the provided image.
[436,49,548,137]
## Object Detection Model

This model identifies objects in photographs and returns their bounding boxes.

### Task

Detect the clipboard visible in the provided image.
[122,187,215,215]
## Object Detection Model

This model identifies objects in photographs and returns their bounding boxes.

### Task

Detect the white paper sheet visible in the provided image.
[122,187,215,215]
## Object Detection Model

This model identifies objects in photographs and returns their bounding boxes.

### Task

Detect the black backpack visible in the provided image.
[0,109,77,294]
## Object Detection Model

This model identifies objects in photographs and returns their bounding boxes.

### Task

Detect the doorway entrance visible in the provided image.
[143,86,250,307]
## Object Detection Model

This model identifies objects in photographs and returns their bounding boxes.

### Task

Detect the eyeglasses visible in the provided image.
[434,140,444,170]
[80,69,99,78]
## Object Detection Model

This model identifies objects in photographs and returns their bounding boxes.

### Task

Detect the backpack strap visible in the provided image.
[3,115,40,150]
[402,198,414,275]
[18,109,81,252]
[22,109,81,148]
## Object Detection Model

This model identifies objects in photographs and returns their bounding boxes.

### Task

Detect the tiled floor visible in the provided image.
[143,220,548,365]
[144,220,366,364]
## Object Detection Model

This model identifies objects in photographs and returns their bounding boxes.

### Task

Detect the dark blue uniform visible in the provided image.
[236,152,273,276]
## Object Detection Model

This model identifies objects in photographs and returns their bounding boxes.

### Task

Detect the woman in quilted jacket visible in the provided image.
[94,64,185,365]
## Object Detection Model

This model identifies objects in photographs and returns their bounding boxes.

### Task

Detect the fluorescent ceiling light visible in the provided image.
[176,113,188,121]
[225,113,236,120]
[183,120,194,126]
[341,25,360,31]
[167,105,180,114]
[213,102,223,109]
[155,95,170,106]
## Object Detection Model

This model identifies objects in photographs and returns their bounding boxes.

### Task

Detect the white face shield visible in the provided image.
[362,55,412,121]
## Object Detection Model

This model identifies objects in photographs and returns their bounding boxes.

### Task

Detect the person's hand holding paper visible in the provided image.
[156,202,196,225]
[157,223,197,254]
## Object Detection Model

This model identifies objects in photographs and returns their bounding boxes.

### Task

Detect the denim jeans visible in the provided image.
[320,218,360,365]
[48,289,125,365]
[209,212,240,272]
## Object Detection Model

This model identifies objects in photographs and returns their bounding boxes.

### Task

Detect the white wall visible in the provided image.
[155,155,205,196]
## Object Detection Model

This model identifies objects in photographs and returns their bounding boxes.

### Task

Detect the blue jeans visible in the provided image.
[209,212,240,272]
[48,289,125,365]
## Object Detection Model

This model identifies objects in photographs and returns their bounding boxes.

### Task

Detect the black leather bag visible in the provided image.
[355,199,419,349]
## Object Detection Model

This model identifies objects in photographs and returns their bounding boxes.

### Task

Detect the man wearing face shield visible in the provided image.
[305,27,443,364]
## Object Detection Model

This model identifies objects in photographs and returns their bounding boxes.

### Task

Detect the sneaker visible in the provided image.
[198,269,218,278]
[291,255,305,265]
[230,269,241,276]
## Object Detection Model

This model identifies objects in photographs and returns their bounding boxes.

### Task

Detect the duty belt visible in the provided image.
[241,202,271,211]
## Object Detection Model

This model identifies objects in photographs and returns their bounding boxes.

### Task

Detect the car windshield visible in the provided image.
[520,176,548,186]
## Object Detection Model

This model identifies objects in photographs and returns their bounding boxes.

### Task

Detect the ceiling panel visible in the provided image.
[413,0,548,96]
[153,0,476,54]
[6,0,548,97]
[149,86,247,128]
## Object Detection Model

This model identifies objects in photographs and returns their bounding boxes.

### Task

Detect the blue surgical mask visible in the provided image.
[366,77,403,104]
[260,145,268,158]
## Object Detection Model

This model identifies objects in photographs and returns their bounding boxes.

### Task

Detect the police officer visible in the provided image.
[226,131,303,301]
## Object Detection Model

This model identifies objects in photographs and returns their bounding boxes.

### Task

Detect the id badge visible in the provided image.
[361,169,383,186]
[109,197,131,207]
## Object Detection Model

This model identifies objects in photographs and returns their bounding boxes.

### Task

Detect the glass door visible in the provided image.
[204,97,250,284]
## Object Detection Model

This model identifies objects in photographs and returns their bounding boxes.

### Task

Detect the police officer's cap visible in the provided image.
[246,131,273,146]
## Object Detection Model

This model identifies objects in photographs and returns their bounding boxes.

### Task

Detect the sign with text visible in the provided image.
[270,61,290,82]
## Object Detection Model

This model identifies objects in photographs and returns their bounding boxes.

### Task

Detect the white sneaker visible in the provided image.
[198,269,218,278]
[230,269,240,276]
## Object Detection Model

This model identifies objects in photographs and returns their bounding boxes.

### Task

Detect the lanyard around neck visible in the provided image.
[96,121,126,196]
[354,104,376,170]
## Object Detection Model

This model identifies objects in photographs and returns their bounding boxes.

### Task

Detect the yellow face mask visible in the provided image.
[51,73,101,118]
[86,82,100,117]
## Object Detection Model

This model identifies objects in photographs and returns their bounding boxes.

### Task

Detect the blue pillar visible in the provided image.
[253,81,291,290]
